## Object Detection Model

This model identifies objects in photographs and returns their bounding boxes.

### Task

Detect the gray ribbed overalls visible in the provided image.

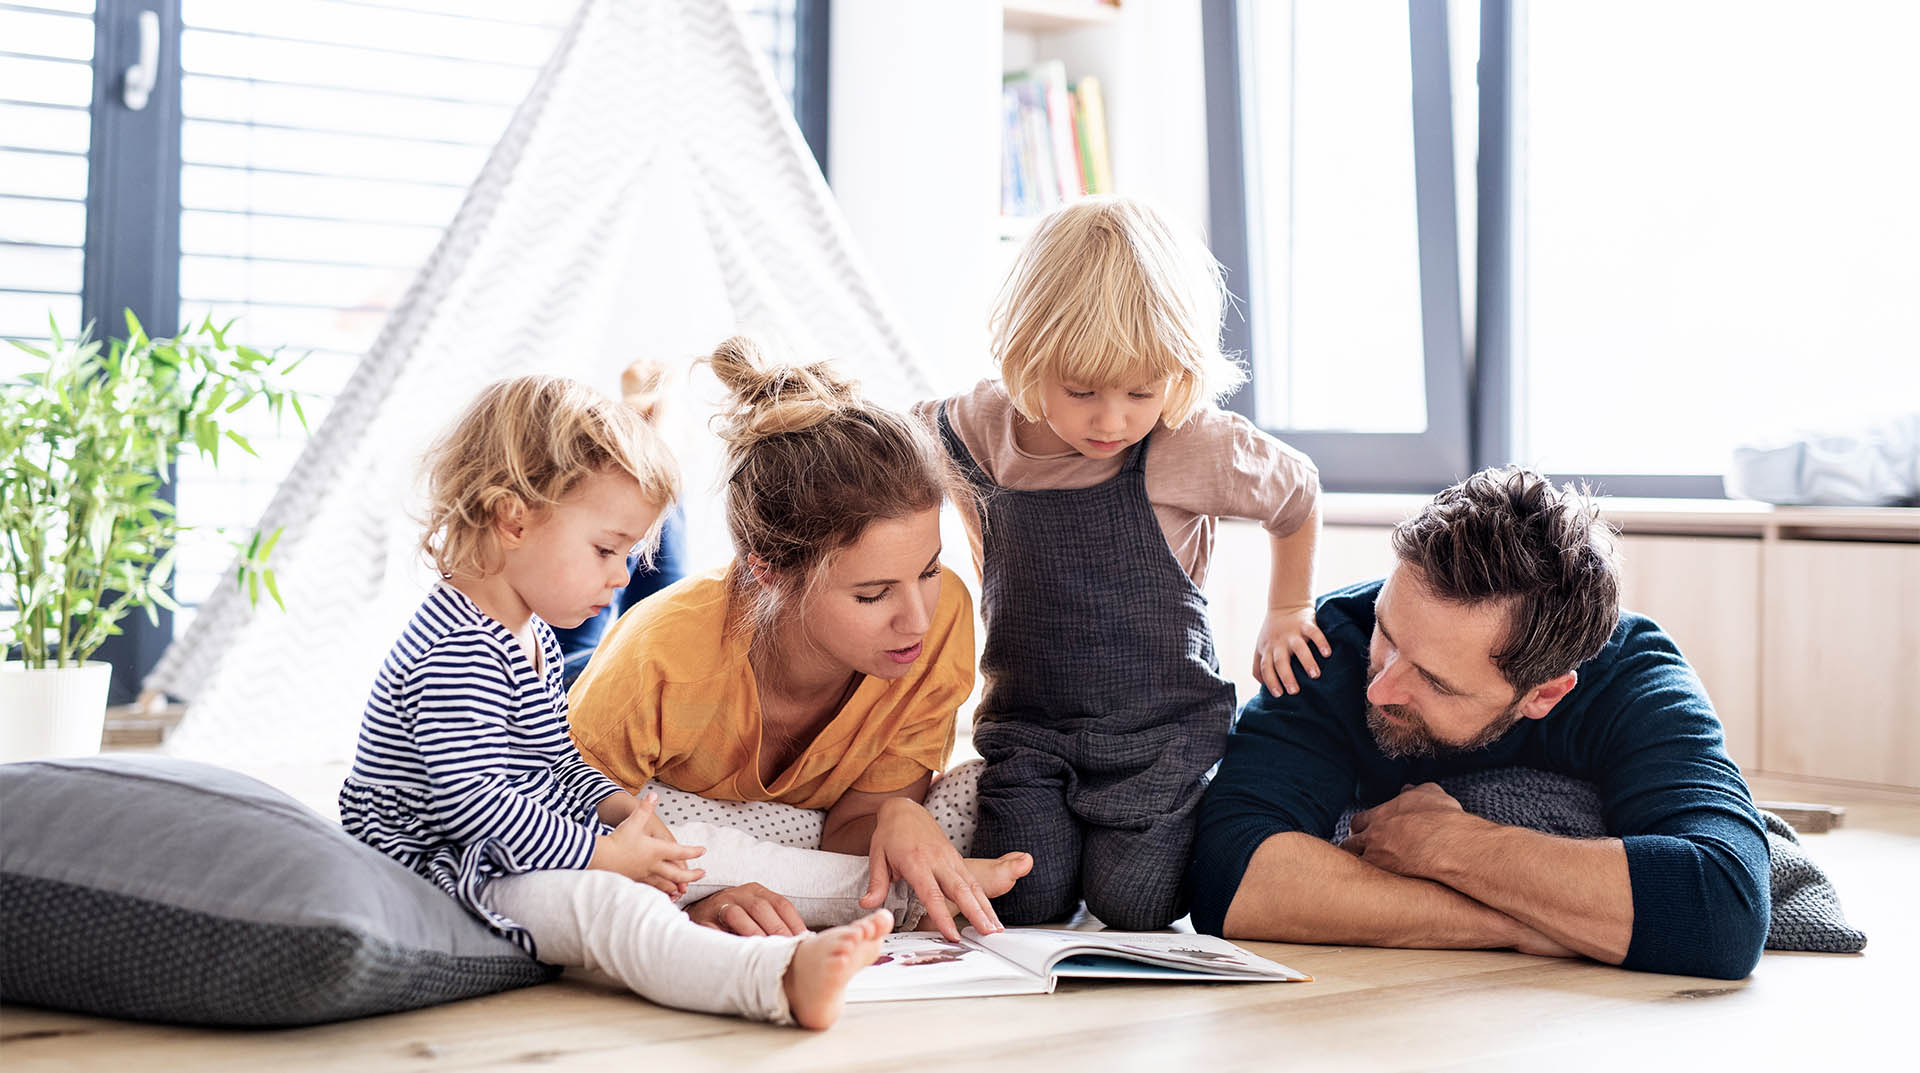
[940,405,1237,929]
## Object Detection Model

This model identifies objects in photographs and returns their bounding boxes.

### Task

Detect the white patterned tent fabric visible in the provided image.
[148,0,935,763]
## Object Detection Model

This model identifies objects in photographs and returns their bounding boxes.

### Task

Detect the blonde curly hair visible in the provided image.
[419,375,679,579]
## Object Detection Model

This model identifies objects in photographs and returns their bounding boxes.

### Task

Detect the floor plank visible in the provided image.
[3,775,1907,1071]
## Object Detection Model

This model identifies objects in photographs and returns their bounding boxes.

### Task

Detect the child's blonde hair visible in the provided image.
[992,195,1245,429]
[420,375,680,579]
[702,336,969,640]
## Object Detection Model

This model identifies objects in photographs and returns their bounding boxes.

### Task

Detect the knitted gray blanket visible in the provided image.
[1332,767,1867,954]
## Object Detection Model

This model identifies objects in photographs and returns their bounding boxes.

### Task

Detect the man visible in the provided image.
[1190,467,1769,979]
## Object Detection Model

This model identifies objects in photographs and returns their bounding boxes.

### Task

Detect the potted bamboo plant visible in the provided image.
[1,312,304,761]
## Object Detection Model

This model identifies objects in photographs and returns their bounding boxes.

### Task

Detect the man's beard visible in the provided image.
[1365,698,1525,760]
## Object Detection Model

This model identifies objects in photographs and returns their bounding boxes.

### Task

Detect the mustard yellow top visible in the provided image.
[567,566,975,810]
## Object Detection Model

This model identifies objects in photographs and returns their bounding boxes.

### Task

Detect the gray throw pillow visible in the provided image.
[0,755,555,1026]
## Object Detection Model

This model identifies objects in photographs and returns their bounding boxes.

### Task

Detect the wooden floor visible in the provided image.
[3,773,1912,1072]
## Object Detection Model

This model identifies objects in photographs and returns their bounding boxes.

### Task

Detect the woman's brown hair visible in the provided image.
[703,336,968,637]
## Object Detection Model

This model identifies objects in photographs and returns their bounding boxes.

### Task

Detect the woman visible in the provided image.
[569,336,1024,941]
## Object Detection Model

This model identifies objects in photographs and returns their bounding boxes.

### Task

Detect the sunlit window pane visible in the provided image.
[1515,0,1920,476]
[1242,1,1427,433]
[0,1,94,370]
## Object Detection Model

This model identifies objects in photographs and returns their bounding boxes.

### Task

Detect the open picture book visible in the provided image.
[844,927,1311,1003]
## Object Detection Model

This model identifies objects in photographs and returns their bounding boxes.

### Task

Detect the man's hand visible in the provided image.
[1341,782,1481,879]
[685,883,807,937]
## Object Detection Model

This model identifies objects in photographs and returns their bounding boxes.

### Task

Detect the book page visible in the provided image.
[968,928,1311,982]
[844,932,1051,1003]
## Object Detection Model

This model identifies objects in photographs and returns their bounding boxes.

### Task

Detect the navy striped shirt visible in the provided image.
[340,584,624,948]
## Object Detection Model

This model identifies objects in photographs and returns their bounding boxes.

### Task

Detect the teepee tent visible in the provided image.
[148,0,936,762]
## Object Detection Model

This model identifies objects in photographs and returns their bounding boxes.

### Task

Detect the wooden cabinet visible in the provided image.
[1615,535,1763,771]
[1762,540,1920,787]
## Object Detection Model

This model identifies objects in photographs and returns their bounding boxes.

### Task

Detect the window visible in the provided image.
[169,0,577,612]
[1240,2,1424,435]
[1506,0,1920,482]
[3,0,827,697]
[0,0,95,355]
[1205,0,1470,491]
[1207,0,1916,495]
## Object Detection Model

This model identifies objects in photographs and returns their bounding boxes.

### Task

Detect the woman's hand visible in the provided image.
[859,796,1001,941]
[685,883,807,937]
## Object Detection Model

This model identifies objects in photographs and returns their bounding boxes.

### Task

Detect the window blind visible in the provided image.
[0,0,95,354]
[167,0,808,612]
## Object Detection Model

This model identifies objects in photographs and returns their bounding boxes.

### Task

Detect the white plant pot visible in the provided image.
[0,661,113,763]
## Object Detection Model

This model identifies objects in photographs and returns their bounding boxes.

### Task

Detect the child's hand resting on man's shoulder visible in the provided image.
[1253,604,1332,697]
[589,791,705,896]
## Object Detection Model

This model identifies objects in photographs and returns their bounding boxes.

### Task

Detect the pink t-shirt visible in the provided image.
[913,379,1320,587]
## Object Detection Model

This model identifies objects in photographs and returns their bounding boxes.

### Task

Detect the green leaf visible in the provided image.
[224,429,257,457]
[6,306,309,656]
[7,338,49,358]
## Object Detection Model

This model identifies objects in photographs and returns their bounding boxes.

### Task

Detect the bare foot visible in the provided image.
[783,908,892,1030]
[965,851,1032,901]
[929,852,1034,932]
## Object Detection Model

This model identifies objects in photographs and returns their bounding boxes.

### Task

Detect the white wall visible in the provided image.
[828,1,1002,384]
[829,0,1213,394]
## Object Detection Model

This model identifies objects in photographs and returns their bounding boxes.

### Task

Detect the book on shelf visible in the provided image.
[1001,61,1113,220]
[845,927,1312,1003]
[1074,75,1112,194]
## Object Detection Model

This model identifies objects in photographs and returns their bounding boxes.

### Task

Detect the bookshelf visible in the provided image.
[997,6,1118,227]
[828,1,1209,390]
[1003,1,1124,35]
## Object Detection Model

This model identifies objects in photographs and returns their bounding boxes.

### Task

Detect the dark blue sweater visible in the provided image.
[1189,581,1770,980]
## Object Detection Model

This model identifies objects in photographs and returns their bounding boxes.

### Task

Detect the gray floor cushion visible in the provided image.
[0,755,556,1027]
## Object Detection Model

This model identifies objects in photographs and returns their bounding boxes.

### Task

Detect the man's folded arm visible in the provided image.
[1220,829,1547,951]
[1588,622,1772,980]
[1189,678,1539,950]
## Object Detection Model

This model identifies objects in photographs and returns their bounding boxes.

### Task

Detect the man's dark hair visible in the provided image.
[1391,467,1622,693]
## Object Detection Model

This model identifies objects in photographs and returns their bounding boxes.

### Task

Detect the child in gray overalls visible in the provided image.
[913,196,1329,929]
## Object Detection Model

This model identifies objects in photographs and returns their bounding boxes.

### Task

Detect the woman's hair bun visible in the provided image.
[705,335,861,451]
